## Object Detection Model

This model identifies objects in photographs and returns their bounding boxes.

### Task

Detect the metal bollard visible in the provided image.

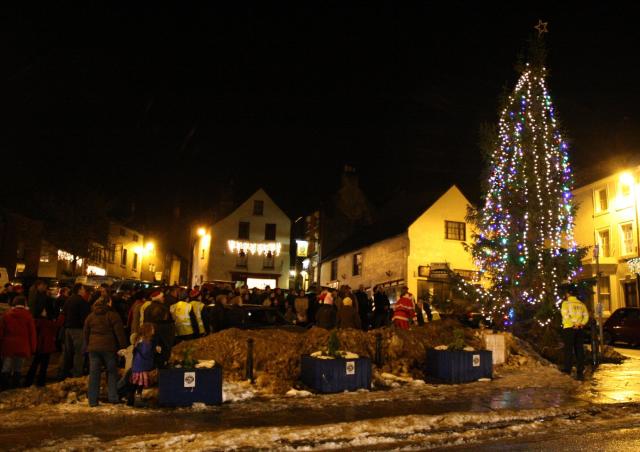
[246,338,255,383]
[375,333,383,367]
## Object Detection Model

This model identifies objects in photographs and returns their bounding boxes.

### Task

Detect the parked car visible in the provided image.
[110,279,160,294]
[603,307,640,347]
[221,304,305,332]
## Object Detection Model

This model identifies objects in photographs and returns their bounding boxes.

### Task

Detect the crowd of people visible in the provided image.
[0,279,435,405]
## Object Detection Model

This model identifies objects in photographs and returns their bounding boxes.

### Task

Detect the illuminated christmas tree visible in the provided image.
[463,27,587,327]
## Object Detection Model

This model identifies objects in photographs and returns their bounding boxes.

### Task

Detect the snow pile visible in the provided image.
[285,388,313,397]
[0,376,88,410]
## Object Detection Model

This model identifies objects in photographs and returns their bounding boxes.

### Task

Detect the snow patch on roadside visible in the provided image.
[222,380,257,403]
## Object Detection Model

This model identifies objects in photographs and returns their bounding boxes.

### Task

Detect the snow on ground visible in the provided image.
[26,404,615,451]
[223,380,258,402]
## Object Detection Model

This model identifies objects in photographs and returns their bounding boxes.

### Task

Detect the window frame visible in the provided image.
[330,259,338,281]
[121,248,128,267]
[352,253,363,276]
[265,223,277,241]
[620,222,635,256]
[253,200,264,216]
[597,227,611,257]
[238,221,250,240]
[132,252,138,271]
[445,220,466,241]
[594,187,609,214]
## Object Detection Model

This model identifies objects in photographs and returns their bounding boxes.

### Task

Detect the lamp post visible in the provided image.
[189,227,206,289]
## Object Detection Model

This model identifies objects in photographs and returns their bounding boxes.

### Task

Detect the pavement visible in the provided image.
[3,345,640,450]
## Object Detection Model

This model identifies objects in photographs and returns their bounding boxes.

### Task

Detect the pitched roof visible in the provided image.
[322,184,466,261]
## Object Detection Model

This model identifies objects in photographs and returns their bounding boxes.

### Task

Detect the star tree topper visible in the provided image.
[534,19,549,36]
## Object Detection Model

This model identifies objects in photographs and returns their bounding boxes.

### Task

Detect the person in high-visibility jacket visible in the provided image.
[392,288,416,330]
[170,292,200,342]
[561,285,589,380]
[188,289,205,337]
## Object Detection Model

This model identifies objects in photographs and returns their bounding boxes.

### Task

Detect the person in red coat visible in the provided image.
[24,306,64,387]
[0,296,37,389]
[392,288,416,330]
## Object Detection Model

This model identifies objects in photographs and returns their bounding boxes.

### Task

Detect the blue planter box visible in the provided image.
[300,355,371,393]
[158,366,223,407]
[426,349,492,383]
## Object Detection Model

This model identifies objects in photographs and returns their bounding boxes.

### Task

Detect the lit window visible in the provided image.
[594,188,608,213]
[445,221,466,241]
[352,253,362,276]
[620,223,634,255]
[599,276,611,311]
[598,229,610,257]
[263,251,274,269]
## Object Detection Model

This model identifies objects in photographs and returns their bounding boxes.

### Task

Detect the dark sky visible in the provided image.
[5,2,640,221]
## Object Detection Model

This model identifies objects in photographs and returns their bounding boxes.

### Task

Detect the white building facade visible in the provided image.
[192,189,291,289]
[573,168,640,315]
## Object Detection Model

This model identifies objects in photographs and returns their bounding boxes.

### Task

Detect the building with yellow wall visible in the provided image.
[320,185,478,302]
[573,168,640,315]
[192,189,291,289]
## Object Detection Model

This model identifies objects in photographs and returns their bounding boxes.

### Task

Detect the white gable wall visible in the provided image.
[406,185,476,297]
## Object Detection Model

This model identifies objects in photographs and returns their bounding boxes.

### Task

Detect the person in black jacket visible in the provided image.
[59,284,91,378]
[373,285,391,328]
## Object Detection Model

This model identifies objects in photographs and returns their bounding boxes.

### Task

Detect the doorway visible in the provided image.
[622,279,639,308]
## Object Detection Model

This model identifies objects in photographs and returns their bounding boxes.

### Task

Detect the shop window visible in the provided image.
[352,253,362,276]
[238,221,250,239]
[445,221,466,241]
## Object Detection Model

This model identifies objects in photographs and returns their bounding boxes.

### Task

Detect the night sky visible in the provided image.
[5,3,640,222]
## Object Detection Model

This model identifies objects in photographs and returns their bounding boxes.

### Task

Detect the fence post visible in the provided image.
[375,333,383,366]
[246,338,254,383]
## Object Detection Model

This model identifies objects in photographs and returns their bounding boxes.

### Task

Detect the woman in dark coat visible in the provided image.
[336,296,361,330]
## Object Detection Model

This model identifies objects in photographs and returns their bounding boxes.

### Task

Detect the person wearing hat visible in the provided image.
[561,285,589,380]
[315,290,337,329]
[336,295,361,330]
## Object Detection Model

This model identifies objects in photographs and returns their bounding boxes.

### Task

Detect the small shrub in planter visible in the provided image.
[158,346,223,407]
[425,329,493,383]
[301,330,372,393]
